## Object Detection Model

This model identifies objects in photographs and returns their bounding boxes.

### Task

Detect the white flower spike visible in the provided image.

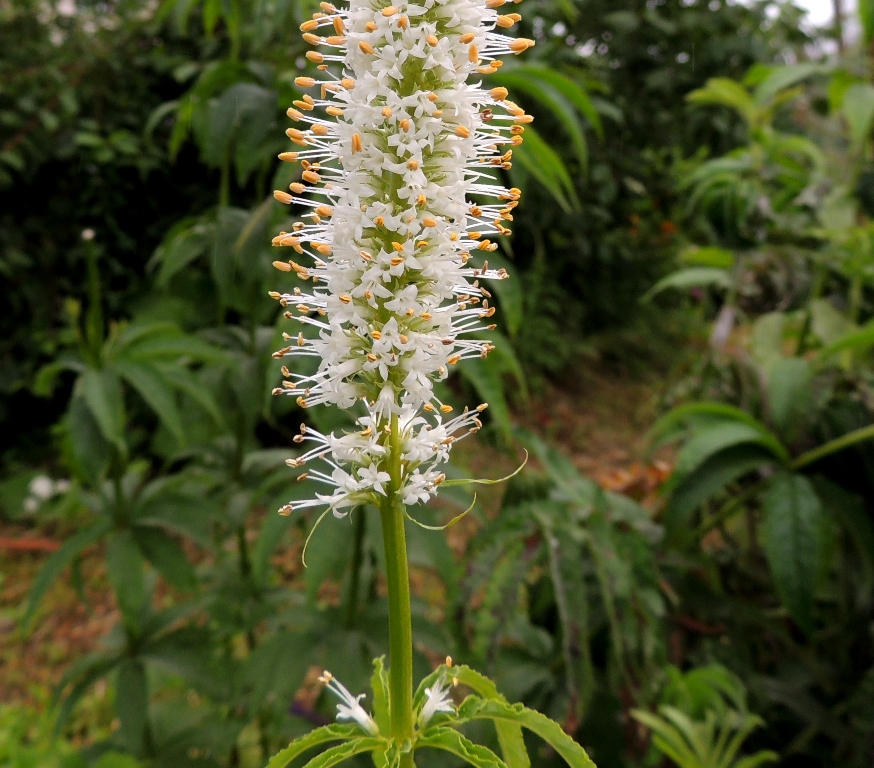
[319,670,380,735]
[272,0,532,521]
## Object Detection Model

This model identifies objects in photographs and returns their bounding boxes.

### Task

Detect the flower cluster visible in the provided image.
[271,0,532,517]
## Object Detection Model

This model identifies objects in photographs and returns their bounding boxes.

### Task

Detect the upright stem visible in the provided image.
[379,413,415,765]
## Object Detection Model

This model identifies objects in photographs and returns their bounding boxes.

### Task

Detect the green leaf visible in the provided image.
[371,657,391,737]
[664,446,774,534]
[106,531,147,629]
[643,267,731,301]
[301,738,387,768]
[679,246,735,268]
[457,358,513,441]
[116,658,149,755]
[767,357,811,438]
[456,698,595,768]
[753,64,826,107]
[115,360,185,445]
[687,78,756,123]
[842,83,874,146]
[154,361,224,426]
[151,219,212,286]
[511,125,579,212]
[817,321,874,361]
[80,368,126,453]
[417,727,508,767]
[762,473,825,632]
[672,423,785,482]
[132,524,198,592]
[24,518,113,628]
[265,724,368,768]
[66,394,112,483]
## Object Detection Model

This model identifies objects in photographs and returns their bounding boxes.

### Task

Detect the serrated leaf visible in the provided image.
[417,727,508,767]
[455,698,595,768]
[370,657,391,736]
[265,724,368,768]
[301,738,386,768]
[762,473,824,632]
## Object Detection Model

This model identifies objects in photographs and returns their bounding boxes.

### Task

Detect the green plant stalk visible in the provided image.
[791,423,874,470]
[379,413,415,766]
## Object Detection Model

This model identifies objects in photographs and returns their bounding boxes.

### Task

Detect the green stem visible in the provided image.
[379,413,415,763]
[344,508,366,629]
[693,478,769,540]
[791,424,874,470]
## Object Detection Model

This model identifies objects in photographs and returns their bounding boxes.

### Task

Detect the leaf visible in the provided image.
[106,531,147,629]
[80,368,126,454]
[301,738,387,768]
[24,518,113,628]
[762,473,825,632]
[132,524,198,592]
[664,446,775,535]
[767,357,811,438]
[242,630,314,714]
[843,83,874,146]
[687,78,756,123]
[370,657,391,737]
[753,64,826,107]
[511,66,603,137]
[817,321,874,361]
[154,362,224,426]
[643,267,731,301]
[457,357,513,441]
[151,219,212,286]
[456,698,596,768]
[478,252,523,338]
[115,361,185,445]
[679,246,735,268]
[510,125,580,212]
[66,394,112,483]
[116,658,149,755]
[672,422,785,481]
[417,727,508,767]
[305,509,354,602]
[265,724,367,768]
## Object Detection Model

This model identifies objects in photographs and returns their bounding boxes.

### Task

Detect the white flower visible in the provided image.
[319,671,380,735]
[418,676,455,727]
[29,475,55,500]
[271,0,530,519]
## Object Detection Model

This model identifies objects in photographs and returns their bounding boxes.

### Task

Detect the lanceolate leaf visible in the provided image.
[115,360,185,445]
[24,518,113,628]
[265,724,368,768]
[762,473,825,632]
[80,368,126,453]
[456,698,596,768]
[300,738,387,768]
[417,727,508,767]
[371,657,391,737]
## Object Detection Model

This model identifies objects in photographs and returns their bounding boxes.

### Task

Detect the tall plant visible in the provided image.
[261,0,594,765]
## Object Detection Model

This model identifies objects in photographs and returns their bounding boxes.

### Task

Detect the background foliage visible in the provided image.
[2,1,873,767]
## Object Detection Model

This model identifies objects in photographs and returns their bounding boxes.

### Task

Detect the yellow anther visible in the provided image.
[315,244,332,255]
[287,107,304,121]
[273,260,292,272]
[365,21,378,31]
[315,205,333,217]
[391,241,405,252]
[297,305,311,313]
[448,355,461,365]
[341,78,355,89]
[302,170,322,183]
[416,240,429,248]
[398,15,408,28]
[278,152,298,162]
[423,217,437,227]
[382,106,393,118]
[371,330,382,340]
[338,294,351,304]
[273,190,293,204]
[326,35,346,45]
[425,34,438,46]
[382,5,397,15]
[514,114,534,123]
[490,87,508,101]
[375,216,385,226]
[440,404,453,413]
[326,106,344,116]
[351,133,363,153]
[312,123,328,136]
[333,16,345,34]
[407,159,419,170]
[455,125,470,138]
[390,257,404,266]
[359,41,375,54]
[399,334,409,344]
[366,353,378,362]
[302,32,323,44]
[416,194,427,206]
[496,14,515,27]
[300,19,319,31]
[459,32,475,43]
[468,44,478,62]
[399,119,411,132]
[306,51,325,63]
[509,38,535,53]
[289,182,306,194]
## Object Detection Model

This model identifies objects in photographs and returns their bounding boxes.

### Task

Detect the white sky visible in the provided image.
[792,0,856,25]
